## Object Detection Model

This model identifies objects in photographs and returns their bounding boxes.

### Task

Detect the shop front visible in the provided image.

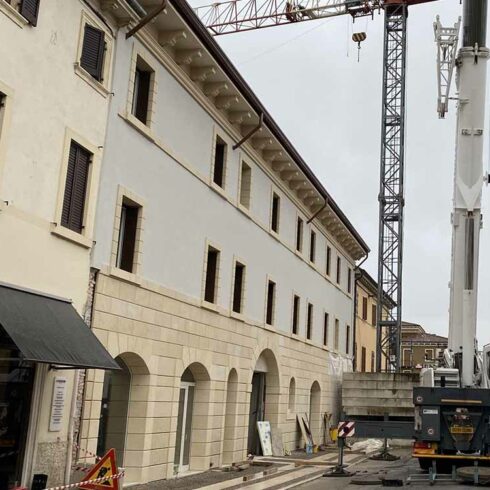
[0,283,118,489]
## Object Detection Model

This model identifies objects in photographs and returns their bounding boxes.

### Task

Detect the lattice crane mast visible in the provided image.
[195,0,437,372]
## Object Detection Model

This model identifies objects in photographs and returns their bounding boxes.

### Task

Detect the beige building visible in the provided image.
[0,1,117,487]
[75,0,369,484]
[354,268,393,372]
[401,322,448,371]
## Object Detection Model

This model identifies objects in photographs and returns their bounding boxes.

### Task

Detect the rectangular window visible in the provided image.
[323,312,329,346]
[213,136,227,188]
[116,199,140,273]
[271,193,280,233]
[292,295,300,335]
[306,303,313,340]
[309,230,316,263]
[232,262,245,314]
[204,246,220,304]
[403,348,411,367]
[372,304,377,326]
[80,24,106,82]
[425,349,434,361]
[296,217,303,252]
[61,141,91,234]
[361,347,367,372]
[132,57,153,125]
[347,268,352,294]
[326,246,331,276]
[334,319,339,350]
[239,161,251,208]
[336,256,341,284]
[362,297,368,321]
[266,280,276,325]
[346,325,351,354]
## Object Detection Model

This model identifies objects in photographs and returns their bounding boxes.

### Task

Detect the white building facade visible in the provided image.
[77,0,369,484]
[0,1,117,487]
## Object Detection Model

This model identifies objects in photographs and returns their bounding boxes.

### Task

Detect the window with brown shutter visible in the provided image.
[132,57,154,125]
[61,141,91,234]
[20,0,40,26]
[80,24,105,82]
[372,304,377,326]
[362,297,368,320]
[361,347,367,372]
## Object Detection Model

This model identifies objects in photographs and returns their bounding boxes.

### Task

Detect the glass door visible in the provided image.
[0,332,35,489]
[174,382,195,474]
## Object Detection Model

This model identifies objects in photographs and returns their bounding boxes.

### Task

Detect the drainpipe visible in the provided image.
[352,254,368,372]
[126,0,166,39]
[307,198,327,224]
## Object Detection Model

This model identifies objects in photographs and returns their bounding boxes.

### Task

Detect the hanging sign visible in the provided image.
[49,376,67,432]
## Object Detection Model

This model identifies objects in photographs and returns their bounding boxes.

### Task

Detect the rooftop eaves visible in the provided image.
[103,0,370,260]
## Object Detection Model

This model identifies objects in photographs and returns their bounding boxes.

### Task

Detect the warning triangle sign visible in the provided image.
[80,448,119,490]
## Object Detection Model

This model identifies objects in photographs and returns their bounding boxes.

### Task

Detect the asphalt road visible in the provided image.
[296,448,477,489]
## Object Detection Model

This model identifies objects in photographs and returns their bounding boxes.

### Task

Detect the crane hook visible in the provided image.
[352,32,367,62]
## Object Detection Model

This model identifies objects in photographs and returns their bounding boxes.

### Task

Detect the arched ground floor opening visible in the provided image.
[247,349,280,455]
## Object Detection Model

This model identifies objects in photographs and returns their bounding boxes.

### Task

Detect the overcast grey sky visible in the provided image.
[191,0,490,345]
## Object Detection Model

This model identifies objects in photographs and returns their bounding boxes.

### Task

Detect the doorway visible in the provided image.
[247,372,265,455]
[0,330,35,490]
[174,369,195,474]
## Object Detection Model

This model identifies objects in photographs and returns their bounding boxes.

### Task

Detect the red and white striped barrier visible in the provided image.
[44,469,125,490]
[338,421,355,438]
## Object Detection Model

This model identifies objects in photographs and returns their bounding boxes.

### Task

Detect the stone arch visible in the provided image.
[247,349,281,455]
[97,352,151,470]
[309,381,322,444]
[222,368,239,464]
[174,362,212,473]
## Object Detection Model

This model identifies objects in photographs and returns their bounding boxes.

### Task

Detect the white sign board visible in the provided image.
[257,421,272,456]
[49,376,67,432]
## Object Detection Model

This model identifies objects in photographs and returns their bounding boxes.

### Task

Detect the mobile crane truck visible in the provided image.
[412,0,490,475]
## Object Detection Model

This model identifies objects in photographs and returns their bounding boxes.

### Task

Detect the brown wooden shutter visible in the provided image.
[20,0,40,26]
[61,142,90,233]
[80,25,105,81]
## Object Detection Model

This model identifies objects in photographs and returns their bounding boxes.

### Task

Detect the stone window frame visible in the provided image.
[74,10,114,98]
[264,275,277,328]
[126,45,158,135]
[230,255,247,319]
[269,186,281,235]
[201,239,222,310]
[209,126,229,195]
[305,300,314,341]
[109,185,145,285]
[51,128,101,249]
[237,154,252,212]
[291,290,301,337]
[0,80,13,190]
[0,0,29,28]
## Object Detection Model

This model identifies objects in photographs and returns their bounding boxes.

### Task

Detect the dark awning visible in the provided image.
[0,282,119,370]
